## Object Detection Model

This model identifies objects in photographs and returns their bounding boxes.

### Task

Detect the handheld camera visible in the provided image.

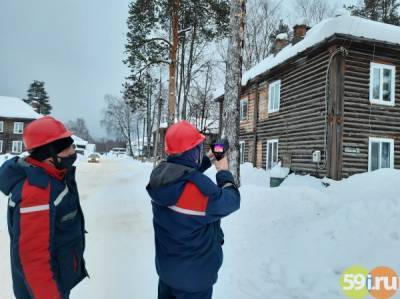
[210,139,230,161]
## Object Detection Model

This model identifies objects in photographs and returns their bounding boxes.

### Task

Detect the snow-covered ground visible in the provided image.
[1,158,400,298]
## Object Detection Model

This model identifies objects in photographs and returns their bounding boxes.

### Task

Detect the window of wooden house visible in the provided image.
[370,62,396,106]
[268,80,281,113]
[239,141,245,164]
[240,98,248,121]
[12,141,23,154]
[0,140,3,153]
[368,137,394,171]
[266,139,279,169]
[13,122,24,134]
[0,121,3,133]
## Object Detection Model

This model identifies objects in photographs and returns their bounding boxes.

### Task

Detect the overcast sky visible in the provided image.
[0,0,357,139]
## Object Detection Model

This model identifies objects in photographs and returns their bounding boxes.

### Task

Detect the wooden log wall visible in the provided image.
[0,118,30,153]
[240,49,331,176]
[342,41,400,177]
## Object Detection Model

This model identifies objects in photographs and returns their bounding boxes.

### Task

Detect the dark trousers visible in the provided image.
[158,280,213,299]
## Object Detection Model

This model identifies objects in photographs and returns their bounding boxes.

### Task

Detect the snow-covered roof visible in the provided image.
[242,11,400,86]
[213,86,225,100]
[0,96,42,119]
[72,135,88,146]
[276,33,289,40]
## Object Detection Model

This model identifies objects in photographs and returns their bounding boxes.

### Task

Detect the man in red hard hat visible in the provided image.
[0,116,88,299]
[146,120,241,299]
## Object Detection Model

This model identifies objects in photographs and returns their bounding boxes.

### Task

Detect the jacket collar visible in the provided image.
[167,156,199,169]
[25,156,67,181]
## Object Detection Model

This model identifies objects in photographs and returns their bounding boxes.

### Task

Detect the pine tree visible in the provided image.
[268,19,291,54]
[124,0,230,125]
[347,0,400,25]
[23,80,52,115]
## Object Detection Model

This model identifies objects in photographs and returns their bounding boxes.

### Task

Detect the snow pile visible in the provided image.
[205,162,269,186]
[270,163,290,178]
[218,168,400,298]
[242,13,400,85]
[276,33,289,40]
[0,96,41,119]
[1,158,400,298]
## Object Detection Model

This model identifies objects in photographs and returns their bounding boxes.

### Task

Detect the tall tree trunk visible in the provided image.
[168,0,180,126]
[182,25,197,120]
[126,112,134,158]
[177,37,186,121]
[146,79,153,159]
[127,128,134,158]
[136,119,140,158]
[142,117,146,161]
[223,0,246,186]
[153,96,163,167]
[200,63,211,130]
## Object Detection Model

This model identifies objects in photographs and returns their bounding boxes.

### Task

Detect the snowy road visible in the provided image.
[74,158,158,298]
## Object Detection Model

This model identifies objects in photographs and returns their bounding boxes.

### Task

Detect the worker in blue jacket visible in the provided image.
[146,120,241,299]
[0,116,88,299]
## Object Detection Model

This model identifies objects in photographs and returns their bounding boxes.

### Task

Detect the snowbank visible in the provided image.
[270,163,290,179]
[217,168,400,298]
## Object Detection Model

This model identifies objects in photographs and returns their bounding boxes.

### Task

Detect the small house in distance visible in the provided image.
[72,135,96,155]
[0,96,41,154]
[217,10,400,180]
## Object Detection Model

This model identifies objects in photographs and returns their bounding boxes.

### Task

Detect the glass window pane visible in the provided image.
[381,142,390,168]
[270,87,274,110]
[372,68,381,100]
[276,83,280,110]
[370,142,380,171]
[382,68,392,102]
[268,143,272,169]
[273,142,278,166]
[268,89,271,110]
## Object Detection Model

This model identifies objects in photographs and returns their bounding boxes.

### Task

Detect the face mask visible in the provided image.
[55,152,77,170]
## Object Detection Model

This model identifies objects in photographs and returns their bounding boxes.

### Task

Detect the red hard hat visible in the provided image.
[23,116,73,151]
[165,120,205,155]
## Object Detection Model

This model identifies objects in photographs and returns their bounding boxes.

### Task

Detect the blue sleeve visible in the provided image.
[206,170,240,219]
[198,155,212,173]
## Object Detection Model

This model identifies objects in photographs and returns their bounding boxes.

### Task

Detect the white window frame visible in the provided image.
[369,62,396,106]
[0,140,3,153]
[268,80,281,113]
[266,139,279,170]
[12,141,23,154]
[13,122,24,134]
[368,137,394,172]
[0,121,3,133]
[240,98,248,121]
[239,141,245,164]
